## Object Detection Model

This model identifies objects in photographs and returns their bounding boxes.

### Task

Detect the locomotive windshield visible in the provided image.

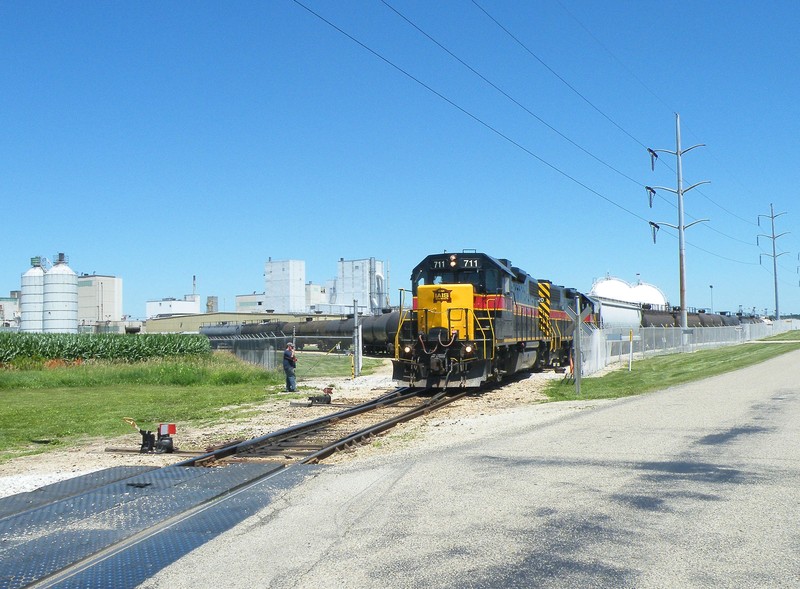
[412,268,501,294]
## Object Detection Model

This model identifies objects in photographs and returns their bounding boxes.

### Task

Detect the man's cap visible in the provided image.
[286,342,294,347]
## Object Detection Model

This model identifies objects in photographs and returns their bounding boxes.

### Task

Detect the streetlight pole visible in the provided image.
[646,113,710,328]
[709,285,713,314]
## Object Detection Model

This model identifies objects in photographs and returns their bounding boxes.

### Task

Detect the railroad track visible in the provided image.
[176,386,468,467]
[1,386,471,589]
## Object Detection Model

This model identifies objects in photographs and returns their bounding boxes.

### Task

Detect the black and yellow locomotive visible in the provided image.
[392,252,593,388]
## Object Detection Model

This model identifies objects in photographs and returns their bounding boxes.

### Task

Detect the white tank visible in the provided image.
[590,277,636,302]
[43,258,78,333]
[631,283,668,307]
[20,261,45,333]
[590,277,668,307]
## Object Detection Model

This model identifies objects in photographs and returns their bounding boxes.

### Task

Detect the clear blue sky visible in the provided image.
[2,1,799,319]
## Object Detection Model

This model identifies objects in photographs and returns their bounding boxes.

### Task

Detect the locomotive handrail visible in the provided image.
[394,308,409,360]
[551,317,562,352]
[471,307,495,361]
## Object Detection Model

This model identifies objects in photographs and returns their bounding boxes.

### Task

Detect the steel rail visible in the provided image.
[173,387,421,467]
[300,388,470,463]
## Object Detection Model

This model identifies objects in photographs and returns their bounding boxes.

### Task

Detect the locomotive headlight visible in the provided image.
[449,254,457,268]
[461,342,475,358]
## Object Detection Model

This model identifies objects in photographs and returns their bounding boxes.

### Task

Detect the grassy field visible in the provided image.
[544,331,800,401]
[0,351,384,462]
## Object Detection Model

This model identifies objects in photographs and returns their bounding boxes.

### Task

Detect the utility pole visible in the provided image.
[646,113,709,328]
[709,284,713,314]
[757,203,788,320]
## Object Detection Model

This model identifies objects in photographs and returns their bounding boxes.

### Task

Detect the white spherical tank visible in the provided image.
[631,283,668,307]
[589,277,636,302]
[20,262,45,333]
[43,260,78,333]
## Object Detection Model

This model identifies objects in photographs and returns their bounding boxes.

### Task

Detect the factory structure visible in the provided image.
[4,253,390,333]
[236,257,389,316]
[4,254,126,334]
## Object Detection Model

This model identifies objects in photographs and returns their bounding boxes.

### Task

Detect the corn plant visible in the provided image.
[0,333,211,363]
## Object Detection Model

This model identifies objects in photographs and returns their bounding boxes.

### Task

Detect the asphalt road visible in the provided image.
[143,349,800,589]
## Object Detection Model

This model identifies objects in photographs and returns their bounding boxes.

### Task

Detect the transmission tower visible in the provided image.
[646,113,709,328]
[757,203,788,320]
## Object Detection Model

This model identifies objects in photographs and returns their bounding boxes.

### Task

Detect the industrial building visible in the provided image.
[20,254,79,333]
[0,291,20,328]
[236,256,390,316]
[145,295,201,319]
[14,254,127,334]
[263,259,305,314]
[78,274,123,327]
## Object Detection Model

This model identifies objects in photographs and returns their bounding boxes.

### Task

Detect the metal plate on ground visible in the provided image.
[0,467,156,520]
[0,463,322,589]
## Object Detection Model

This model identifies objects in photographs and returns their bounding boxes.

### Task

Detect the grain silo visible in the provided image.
[20,257,45,333]
[43,253,78,333]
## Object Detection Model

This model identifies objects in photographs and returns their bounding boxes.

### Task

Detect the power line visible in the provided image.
[472,0,759,250]
[291,0,649,222]
[471,0,648,150]
[292,1,765,271]
[381,0,644,189]
[553,2,761,229]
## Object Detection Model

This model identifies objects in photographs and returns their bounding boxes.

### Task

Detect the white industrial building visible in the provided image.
[0,291,20,327]
[263,259,306,314]
[315,257,388,315]
[16,255,128,333]
[78,274,123,325]
[236,256,390,316]
[236,292,267,313]
[146,295,201,319]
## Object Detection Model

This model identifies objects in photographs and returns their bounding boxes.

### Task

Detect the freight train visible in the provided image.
[200,252,764,386]
[390,252,594,388]
[201,311,400,356]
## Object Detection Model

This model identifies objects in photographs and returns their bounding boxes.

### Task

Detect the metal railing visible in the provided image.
[579,319,800,376]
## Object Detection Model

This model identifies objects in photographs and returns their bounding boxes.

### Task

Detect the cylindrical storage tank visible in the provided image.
[595,300,641,330]
[200,323,242,338]
[43,260,78,333]
[20,262,45,333]
[641,309,676,327]
[325,318,354,351]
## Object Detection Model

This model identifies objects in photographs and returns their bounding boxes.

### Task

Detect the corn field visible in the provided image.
[0,333,211,363]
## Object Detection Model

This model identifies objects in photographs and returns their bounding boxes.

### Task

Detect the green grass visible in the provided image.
[0,351,384,462]
[292,351,385,380]
[545,331,800,402]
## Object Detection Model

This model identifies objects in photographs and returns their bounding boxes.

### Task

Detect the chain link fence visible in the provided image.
[229,335,352,370]
[579,319,800,376]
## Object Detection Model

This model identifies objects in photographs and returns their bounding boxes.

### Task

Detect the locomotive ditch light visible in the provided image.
[461,342,475,358]
[402,344,413,357]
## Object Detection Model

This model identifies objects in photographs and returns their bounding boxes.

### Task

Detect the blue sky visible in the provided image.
[2,1,799,319]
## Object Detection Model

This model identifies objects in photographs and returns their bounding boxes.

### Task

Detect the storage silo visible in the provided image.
[43,253,78,333]
[20,257,45,333]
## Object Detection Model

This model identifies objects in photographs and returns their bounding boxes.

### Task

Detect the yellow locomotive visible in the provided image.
[392,252,594,388]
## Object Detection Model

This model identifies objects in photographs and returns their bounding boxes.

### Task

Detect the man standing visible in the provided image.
[283,342,297,392]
